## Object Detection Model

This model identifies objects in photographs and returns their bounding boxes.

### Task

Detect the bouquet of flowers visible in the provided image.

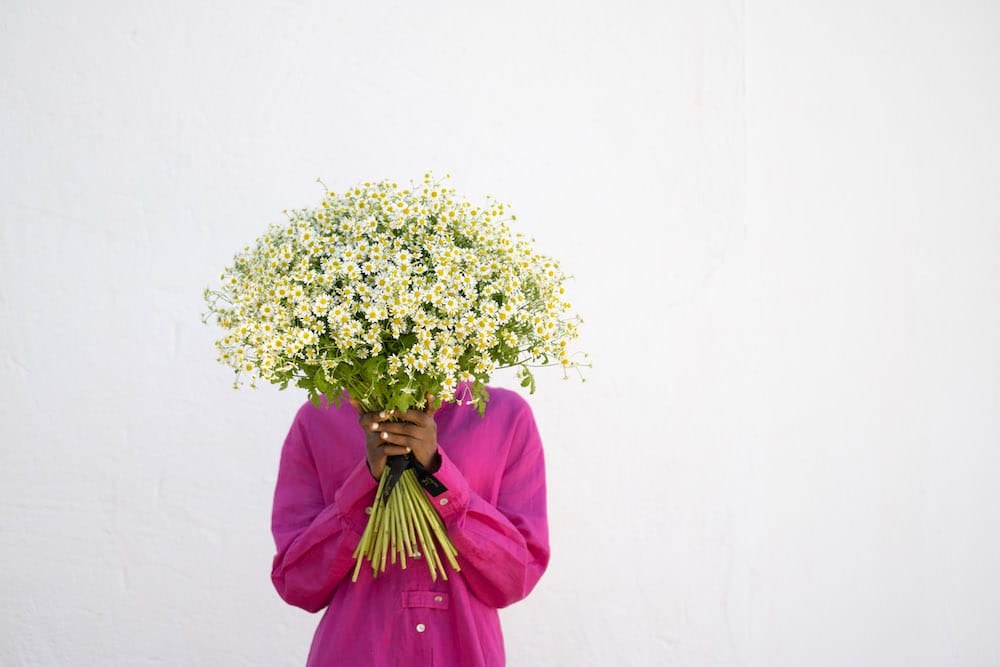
[203,172,585,581]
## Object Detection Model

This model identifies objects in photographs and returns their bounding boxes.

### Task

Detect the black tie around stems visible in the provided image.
[381,453,448,504]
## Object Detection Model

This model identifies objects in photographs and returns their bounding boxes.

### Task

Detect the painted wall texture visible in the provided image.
[2,1,998,665]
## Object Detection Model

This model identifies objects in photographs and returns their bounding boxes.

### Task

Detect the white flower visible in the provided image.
[205,171,586,409]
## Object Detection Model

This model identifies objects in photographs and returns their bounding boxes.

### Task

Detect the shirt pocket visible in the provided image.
[401,590,450,610]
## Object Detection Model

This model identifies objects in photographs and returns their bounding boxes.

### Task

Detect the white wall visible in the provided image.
[2,1,998,665]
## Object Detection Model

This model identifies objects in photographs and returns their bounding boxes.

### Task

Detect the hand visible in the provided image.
[350,394,441,480]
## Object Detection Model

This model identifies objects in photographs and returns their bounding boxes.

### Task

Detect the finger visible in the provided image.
[395,408,433,427]
[425,393,439,416]
[376,442,412,457]
[374,421,419,437]
[358,410,391,429]
[377,430,419,450]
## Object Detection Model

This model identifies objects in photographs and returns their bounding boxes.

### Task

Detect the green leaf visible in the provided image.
[394,393,411,414]
[516,367,537,394]
[313,368,331,394]
[472,381,490,417]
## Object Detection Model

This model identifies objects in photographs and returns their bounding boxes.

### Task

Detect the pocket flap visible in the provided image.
[401,591,450,610]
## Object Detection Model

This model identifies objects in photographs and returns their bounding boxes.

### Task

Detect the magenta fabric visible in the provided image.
[270,387,550,666]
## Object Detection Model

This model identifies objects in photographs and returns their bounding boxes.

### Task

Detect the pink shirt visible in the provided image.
[270,387,550,666]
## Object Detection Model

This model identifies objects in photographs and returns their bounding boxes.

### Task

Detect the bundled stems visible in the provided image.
[352,467,460,582]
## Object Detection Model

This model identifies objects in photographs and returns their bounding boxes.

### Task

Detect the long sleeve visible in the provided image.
[270,412,376,613]
[268,391,548,667]
[430,404,550,609]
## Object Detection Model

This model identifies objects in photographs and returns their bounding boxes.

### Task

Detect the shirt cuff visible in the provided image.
[424,443,470,522]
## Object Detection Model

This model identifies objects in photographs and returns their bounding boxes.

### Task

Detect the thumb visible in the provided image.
[424,393,440,416]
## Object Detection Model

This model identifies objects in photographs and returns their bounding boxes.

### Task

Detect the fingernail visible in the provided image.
[381,432,389,440]
[379,411,388,419]
[371,423,379,431]
[405,447,411,453]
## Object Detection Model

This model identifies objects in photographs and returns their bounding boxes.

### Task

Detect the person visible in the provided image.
[269,385,550,666]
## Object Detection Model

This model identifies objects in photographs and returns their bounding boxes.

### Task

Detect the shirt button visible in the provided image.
[416,623,426,633]
[433,595,443,603]
[439,498,449,506]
